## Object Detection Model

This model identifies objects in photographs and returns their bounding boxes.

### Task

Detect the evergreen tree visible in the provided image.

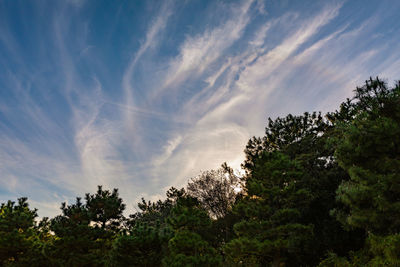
[334,78,400,234]
[128,187,184,228]
[2,77,399,267]
[229,110,364,266]
[49,187,125,266]
[225,152,314,266]
[163,194,222,267]
[85,186,125,232]
[49,197,99,266]
[326,78,400,265]
[109,222,171,267]
[0,198,42,266]
[110,187,181,266]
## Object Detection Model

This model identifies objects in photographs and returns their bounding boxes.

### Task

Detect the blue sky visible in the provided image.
[1,0,400,217]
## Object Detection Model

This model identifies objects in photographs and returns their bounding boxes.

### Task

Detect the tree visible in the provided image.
[3,77,399,266]
[109,222,171,267]
[85,186,125,232]
[0,198,40,265]
[243,112,327,171]
[128,187,185,228]
[163,194,222,266]
[225,152,314,266]
[110,187,183,267]
[49,197,100,266]
[49,186,125,266]
[233,110,364,266]
[334,78,400,234]
[187,163,242,219]
[326,78,400,265]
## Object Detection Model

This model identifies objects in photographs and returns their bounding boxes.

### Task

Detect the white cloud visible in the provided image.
[156,0,254,95]
[148,2,346,190]
[2,0,400,219]
[122,1,173,97]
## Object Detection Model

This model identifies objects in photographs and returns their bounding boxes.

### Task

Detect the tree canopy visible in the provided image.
[1,77,399,266]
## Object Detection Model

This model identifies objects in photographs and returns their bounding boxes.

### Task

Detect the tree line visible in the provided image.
[1,77,399,266]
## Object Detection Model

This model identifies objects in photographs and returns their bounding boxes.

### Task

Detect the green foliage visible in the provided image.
[333,78,400,233]
[319,234,400,267]
[49,197,101,266]
[225,152,314,266]
[163,194,222,266]
[324,78,400,266]
[243,112,327,171]
[1,77,399,266]
[85,186,125,232]
[128,187,184,228]
[233,107,364,265]
[367,233,400,266]
[109,222,171,266]
[0,198,39,265]
[163,230,222,267]
[109,188,181,266]
[49,187,125,266]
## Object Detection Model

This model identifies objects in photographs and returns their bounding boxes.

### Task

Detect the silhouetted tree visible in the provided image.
[187,163,242,219]
[0,198,45,266]
[85,186,125,232]
[232,109,364,265]
[325,78,400,265]
[163,194,222,266]
[109,222,171,267]
[225,152,314,266]
[49,186,125,266]
[110,188,182,266]
[2,77,400,267]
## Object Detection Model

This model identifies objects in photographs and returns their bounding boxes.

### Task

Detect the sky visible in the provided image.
[1,0,400,217]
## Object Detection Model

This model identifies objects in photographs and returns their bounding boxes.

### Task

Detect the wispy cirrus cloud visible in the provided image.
[148,2,342,188]
[148,1,400,191]
[156,0,255,96]
[1,0,400,218]
[123,0,174,98]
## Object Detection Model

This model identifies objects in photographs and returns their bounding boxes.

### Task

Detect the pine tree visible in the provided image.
[328,78,400,265]
[0,198,39,265]
[163,194,222,267]
[109,222,171,266]
[49,186,125,266]
[109,188,180,266]
[229,111,364,266]
[85,186,125,232]
[225,152,313,266]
